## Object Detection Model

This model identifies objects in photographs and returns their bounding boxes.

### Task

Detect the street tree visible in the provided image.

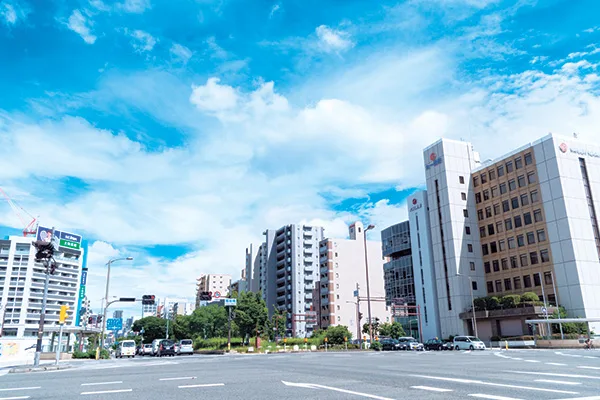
[233,292,268,339]
[378,322,406,339]
[131,316,171,343]
[362,317,381,336]
[187,304,228,339]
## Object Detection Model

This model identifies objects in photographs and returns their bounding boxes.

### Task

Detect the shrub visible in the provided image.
[72,350,89,359]
[485,296,500,310]
[473,298,487,311]
[370,342,383,351]
[521,292,539,302]
[500,295,521,309]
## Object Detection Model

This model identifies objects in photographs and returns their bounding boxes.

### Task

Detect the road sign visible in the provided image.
[353,290,358,297]
[78,286,86,299]
[106,318,123,331]
[59,238,81,250]
[214,291,221,299]
[224,298,237,307]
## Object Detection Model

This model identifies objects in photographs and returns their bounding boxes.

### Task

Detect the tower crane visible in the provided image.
[0,187,38,237]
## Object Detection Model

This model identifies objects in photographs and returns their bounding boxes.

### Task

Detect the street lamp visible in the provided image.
[100,257,133,349]
[457,273,478,338]
[363,224,375,342]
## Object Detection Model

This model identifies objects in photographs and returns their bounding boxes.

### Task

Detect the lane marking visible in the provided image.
[81,389,133,395]
[502,371,600,380]
[410,374,578,394]
[81,382,123,386]
[0,388,40,392]
[178,384,225,389]
[578,366,600,370]
[281,381,394,400]
[511,358,523,360]
[0,397,31,400]
[534,379,581,386]
[160,377,196,381]
[546,363,568,366]
[584,356,597,359]
[411,386,453,392]
[553,397,600,400]
[523,360,540,363]
[468,395,523,400]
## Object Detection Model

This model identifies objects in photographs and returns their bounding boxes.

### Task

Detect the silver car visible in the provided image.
[177,339,194,355]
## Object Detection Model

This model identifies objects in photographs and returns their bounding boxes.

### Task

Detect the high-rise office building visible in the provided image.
[113,310,123,319]
[381,221,415,307]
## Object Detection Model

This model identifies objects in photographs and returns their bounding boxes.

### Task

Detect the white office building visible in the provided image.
[142,301,157,318]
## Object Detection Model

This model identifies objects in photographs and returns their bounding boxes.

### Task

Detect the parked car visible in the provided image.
[398,337,424,351]
[442,341,454,350]
[141,343,153,356]
[156,339,176,357]
[116,340,136,358]
[453,335,486,350]
[177,339,194,355]
[424,338,444,351]
[380,338,404,351]
[151,339,162,356]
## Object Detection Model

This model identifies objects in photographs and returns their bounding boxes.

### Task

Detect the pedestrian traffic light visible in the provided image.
[59,305,69,324]
[142,295,156,305]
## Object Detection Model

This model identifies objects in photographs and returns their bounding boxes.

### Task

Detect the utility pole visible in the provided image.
[33,227,56,367]
[363,225,375,342]
[227,306,232,352]
[100,257,133,349]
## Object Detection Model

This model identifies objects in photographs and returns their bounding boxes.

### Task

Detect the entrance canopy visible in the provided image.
[526,318,600,324]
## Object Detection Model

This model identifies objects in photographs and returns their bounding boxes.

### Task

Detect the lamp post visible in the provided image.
[363,224,375,342]
[100,257,133,349]
[457,273,478,338]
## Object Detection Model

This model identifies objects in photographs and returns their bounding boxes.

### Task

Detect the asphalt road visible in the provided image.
[1,349,600,400]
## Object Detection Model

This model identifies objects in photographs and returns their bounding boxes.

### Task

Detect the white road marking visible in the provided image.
[0,396,31,400]
[281,381,394,400]
[502,371,600,380]
[584,356,597,359]
[159,377,196,381]
[511,358,523,360]
[410,374,578,394]
[546,363,568,366]
[0,388,40,392]
[534,379,581,386]
[552,397,600,400]
[523,360,540,363]
[411,386,453,392]
[178,384,225,389]
[80,389,133,395]
[81,382,122,386]
[468,394,523,400]
[578,366,600,370]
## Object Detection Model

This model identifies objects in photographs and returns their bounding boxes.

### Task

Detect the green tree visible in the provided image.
[521,292,540,302]
[233,292,268,339]
[379,322,406,339]
[473,297,487,311]
[173,314,193,340]
[320,325,352,345]
[187,304,228,339]
[550,307,588,335]
[485,296,500,310]
[362,317,381,336]
[131,317,171,343]
[269,306,286,340]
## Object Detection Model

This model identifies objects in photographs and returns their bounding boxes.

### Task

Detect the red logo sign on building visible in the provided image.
[559,143,568,153]
[412,198,417,205]
[430,153,437,161]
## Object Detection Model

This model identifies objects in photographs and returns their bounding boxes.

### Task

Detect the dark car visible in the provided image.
[157,339,175,357]
[380,338,405,351]
[442,341,454,351]
[424,339,444,351]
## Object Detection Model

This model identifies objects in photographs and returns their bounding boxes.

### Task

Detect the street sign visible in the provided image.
[80,270,87,286]
[106,318,123,331]
[214,291,221,299]
[224,298,237,307]
[59,238,81,250]
[78,286,86,299]
[353,290,358,297]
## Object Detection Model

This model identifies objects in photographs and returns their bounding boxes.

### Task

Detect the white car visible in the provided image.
[116,340,136,358]
[453,336,486,350]
[398,337,424,351]
[177,339,194,355]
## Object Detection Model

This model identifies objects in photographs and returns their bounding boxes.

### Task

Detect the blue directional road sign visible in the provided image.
[106,318,123,331]
[224,298,237,307]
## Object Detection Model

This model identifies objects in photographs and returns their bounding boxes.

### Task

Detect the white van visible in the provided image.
[116,340,136,358]
[453,336,486,350]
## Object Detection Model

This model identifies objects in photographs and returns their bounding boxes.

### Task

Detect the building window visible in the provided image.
[470,261,476,271]
[534,209,543,222]
[527,232,536,244]
[514,215,523,228]
[524,152,533,165]
[515,157,523,170]
[533,273,541,287]
[479,226,486,238]
[520,254,528,267]
[524,212,532,225]
[499,240,506,251]
[490,242,498,253]
[493,260,500,272]
[502,200,510,212]
[531,190,539,203]
[497,165,505,177]
[468,244,473,253]
[487,281,494,293]
[472,176,478,186]
[527,172,537,184]
[481,244,488,255]
[544,272,553,285]
[518,175,526,188]
[511,197,520,210]
[465,226,471,235]
[472,281,478,290]
[523,275,532,288]
[495,280,502,293]
[475,192,482,204]
[496,221,504,233]
[509,179,517,191]
[491,186,498,198]
[500,183,507,194]
[530,251,539,265]
[517,235,525,247]
[537,229,546,242]
[505,218,513,231]
[463,209,469,218]
[521,194,529,206]
[506,161,514,173]
[488,224,495,236]
[461,192,467,201]
[514,277,522,289]
[478,210,484,221]
[484,262,491,273]
[481,173,488,184]
[508,237,515,249]
[504,278,512,291]
[540,249,550,263]
[485,207,492,218]
[483,190,490,201]
[501,258,508,270]
[493,203,501,215]
[489,169,496,180]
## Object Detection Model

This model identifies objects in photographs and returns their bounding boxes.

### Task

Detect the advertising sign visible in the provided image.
[36,226,82,252]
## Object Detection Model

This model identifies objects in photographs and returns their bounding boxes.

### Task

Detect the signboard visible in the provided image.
[78,286,86,299]
[81,270,87,286]
[37,226,82,252]
[214,291,221,299]
[224,298,237,307]
[106,318,123,331]
[353,290,358,297]
[425,152,443,170]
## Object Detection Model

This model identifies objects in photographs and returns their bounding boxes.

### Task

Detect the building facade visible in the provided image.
[161,297,189,319]
[0,235,83,343]
[381,221,415,307]
[113,310,123,319]
[195,274,231,307]
[142,301,157,318]
[318,222,390,340]
[173,302,195,316]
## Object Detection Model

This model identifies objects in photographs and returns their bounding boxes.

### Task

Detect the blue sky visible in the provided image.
[1,0,600,317]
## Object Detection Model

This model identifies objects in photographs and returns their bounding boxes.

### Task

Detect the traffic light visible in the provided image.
[142,295,156,305]
[59,305,69,324]
[49,261,57,275]
[359,312,363,321]
[32,240,54,262]
[199,291,212,301]
[88,316,93,324]
[97,315,103,324]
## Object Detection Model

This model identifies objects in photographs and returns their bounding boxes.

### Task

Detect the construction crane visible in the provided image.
[0,187,38,237]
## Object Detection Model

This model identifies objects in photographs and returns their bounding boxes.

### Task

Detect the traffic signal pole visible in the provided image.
[33,227,55,368]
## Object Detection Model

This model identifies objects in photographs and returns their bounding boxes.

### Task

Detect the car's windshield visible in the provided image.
[181,340,192,345]
[122,342,135,347]
[468,337,483,342]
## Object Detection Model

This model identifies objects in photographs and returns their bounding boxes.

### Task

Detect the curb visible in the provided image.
[9,364,73,374]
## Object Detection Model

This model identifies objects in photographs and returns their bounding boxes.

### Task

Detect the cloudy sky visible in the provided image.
[1,0,599,317]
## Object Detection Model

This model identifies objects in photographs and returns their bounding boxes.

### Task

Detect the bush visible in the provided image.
[500,295,521,309]
[485,296,500,310]
[72,350,89,359]
[521,292,539,302]
[473,298,487,312]
[194,337,244,350]
[370,342,383,351]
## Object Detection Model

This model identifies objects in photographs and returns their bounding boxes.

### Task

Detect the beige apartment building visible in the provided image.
[316,221,390,340]
[195,273,231,306]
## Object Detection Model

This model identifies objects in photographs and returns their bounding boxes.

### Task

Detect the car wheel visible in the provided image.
[455,345,460,351]
[469,345,474,350]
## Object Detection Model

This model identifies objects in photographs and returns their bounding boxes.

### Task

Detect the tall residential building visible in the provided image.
[195,274,231,307]
[381,221,415,306]
[259,224,324,337]
[408,190,441,340]
[161,297,189,319]
[173,302,195,316]
[142,301,157,318]
[0,233,84,344]
[113,310,123,319]
[318,222,389,340]
[244,244,260,292]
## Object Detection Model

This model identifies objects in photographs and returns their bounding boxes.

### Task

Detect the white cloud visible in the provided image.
[125,29,156,52]
[269,3,280,19]
[189,77,240,113]
[1,2,16,24]
[170,43,192,64]
[315,25,354,53]
[205,36,228,59]
[117,0,151,13]
[66,9,96,44]
[1,1,29,25]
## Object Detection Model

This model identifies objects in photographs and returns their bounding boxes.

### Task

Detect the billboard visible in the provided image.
[36,226,82,251]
